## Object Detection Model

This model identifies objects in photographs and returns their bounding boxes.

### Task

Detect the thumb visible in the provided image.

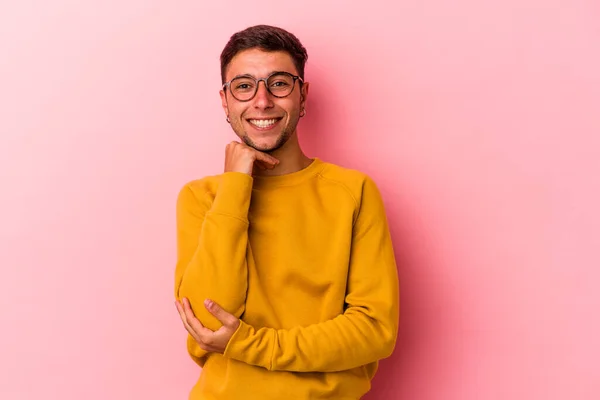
[204,299,237,326]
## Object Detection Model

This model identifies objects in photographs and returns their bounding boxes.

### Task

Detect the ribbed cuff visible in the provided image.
[223,319,253,359]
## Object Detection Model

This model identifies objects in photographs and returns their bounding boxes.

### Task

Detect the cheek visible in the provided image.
[229,105,246,120]
[281,99,300,117]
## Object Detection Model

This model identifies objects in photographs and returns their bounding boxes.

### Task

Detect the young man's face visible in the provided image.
[220,48,309,153]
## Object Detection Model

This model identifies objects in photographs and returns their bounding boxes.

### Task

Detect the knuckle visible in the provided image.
[198,341,209,351]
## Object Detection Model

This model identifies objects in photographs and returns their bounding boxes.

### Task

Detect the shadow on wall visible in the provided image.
[365,199,454,400]
[299,65,462,399]
[297,65,351,166]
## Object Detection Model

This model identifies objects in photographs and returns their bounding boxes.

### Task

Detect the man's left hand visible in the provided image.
[175,297,240,354]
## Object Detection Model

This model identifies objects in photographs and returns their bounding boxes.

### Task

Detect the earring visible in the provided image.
[226,116,231,123]
[300,109,306,117]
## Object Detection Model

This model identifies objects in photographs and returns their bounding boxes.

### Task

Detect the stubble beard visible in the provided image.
[234,113,300,154]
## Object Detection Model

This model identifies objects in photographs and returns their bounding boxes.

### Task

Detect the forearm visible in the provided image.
[175,172,253,331]
[224,306,397,372]
[177,213,249,330]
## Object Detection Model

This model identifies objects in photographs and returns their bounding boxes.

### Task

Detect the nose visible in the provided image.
[252,80,274,109]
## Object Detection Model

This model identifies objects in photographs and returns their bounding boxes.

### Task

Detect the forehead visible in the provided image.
[225,48,298,80]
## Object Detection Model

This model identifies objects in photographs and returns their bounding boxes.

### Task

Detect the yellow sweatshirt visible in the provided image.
[174,157,399,400]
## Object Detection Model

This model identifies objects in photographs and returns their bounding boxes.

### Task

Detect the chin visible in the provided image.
[246,140,282,153]
[243,133,288,153]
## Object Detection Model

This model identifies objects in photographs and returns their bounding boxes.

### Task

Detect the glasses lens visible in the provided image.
[230,77,257,101]
[229,73,296,101]
[266,73,295,97]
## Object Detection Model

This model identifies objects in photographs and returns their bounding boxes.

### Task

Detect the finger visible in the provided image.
[175,300,196,335]
[181,299,219,350]
[252,151,279,167]
[204,299,239,327]
[182,298,214,337]
[175,300,188,325]
[177,301,216,351]
[255,160,275,170]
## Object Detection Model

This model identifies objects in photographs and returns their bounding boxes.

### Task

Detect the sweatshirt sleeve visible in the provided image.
[223,177,399,372]
[174,172,253,364]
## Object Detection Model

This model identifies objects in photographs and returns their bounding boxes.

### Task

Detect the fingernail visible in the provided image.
[204,299,212,308]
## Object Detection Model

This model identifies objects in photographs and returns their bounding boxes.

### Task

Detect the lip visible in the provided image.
[246,117,283,131]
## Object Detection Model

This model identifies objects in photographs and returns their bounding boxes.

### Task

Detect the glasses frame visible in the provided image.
[222,71,304,102]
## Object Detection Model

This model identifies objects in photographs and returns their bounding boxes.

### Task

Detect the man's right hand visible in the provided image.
[224,141,279,175]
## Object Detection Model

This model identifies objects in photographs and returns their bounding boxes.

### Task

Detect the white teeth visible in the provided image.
[249,119,277,128]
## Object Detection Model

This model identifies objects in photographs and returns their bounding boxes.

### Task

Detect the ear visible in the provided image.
[220,89,229,119]
[300,82,310,110]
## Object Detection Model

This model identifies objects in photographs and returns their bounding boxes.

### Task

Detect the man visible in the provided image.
[174,25,399,399]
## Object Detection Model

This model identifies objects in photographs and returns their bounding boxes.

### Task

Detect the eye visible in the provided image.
[271,80,290,87]
[233,80,255,92]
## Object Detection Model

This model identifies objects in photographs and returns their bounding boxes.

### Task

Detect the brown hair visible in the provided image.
[220,25,308,83]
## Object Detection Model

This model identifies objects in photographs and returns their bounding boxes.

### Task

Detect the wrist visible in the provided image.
[223,319,250,358]
[211,172,253,218]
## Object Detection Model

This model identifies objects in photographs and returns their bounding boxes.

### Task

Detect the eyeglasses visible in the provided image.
[222,71,303,102]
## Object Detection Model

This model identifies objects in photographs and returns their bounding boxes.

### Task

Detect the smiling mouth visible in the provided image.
[247,118,282,129]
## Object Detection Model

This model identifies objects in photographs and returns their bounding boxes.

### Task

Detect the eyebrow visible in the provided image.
[230,71,291,80]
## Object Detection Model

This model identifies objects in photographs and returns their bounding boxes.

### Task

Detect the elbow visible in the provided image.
[175,272,193,302]
[376,322,398,360]
[175,279,189,302]
[378,303,399,359]
[176,280,206,313]
[180,280,246,319]
[380,331,396,359]
[175,282,182,301]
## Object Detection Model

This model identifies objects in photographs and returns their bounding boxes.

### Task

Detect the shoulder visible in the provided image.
[316,160,381,205]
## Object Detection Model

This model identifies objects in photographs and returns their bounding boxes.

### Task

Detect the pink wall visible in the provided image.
[1,1,599,399]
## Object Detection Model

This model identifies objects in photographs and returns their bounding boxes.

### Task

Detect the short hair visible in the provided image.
[220,25,308,83]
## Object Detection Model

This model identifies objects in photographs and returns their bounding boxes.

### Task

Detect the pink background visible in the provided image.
[1,1,599,399]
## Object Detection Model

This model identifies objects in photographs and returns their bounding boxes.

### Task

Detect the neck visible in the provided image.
[252,131,312,177]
